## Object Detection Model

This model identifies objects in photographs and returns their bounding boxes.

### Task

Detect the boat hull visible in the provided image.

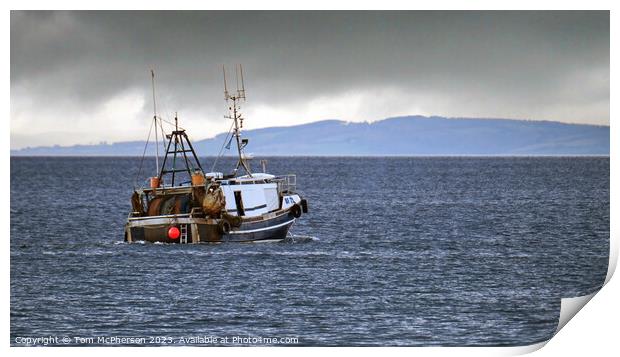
[222,213,295,242]
[125,209,295,244]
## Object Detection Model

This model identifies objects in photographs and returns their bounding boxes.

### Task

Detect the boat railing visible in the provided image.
[274,174,297,193]
[189,207,205,218]
[127,213,191,221]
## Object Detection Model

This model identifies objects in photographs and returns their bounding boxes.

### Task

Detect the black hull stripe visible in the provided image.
[225,204,268,213]
[229,219,295,234]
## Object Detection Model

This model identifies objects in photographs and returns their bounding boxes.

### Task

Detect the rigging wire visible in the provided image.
[133,119,154,190]
[151,70,160,176]
[157,102,170,153]
[157,115,185,131]
[210,120,236,173]
[157,116,167,152]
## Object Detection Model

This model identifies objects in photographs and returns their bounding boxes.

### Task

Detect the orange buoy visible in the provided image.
[150,177,160,189]
[168,226,180,240]
[191,171,205,186]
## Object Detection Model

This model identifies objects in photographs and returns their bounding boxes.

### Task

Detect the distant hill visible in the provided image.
[10,116,610,156]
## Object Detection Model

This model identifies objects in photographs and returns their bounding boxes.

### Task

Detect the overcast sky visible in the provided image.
[10,11,609,149]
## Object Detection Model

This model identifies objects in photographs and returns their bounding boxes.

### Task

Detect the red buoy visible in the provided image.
[168,226,180,240]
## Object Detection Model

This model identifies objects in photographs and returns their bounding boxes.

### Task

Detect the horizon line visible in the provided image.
[10,115,611,151]
[9,154,611,158]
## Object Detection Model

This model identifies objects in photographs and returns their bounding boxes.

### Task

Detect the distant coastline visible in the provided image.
[11,116,610,156]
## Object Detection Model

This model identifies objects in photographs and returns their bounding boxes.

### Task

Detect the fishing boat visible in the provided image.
[124,66,308,243]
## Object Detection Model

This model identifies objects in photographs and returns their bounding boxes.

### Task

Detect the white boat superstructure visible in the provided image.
[220,176,300,217]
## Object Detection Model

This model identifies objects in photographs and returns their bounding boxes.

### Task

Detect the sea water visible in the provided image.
[10,157,609,346]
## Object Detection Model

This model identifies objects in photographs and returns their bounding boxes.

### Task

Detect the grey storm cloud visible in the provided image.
[10,10,610,148]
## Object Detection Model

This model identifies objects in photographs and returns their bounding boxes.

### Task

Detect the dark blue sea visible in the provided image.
[10,157,609,346]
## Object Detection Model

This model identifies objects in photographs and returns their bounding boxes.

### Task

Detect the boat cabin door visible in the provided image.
[234,191,245,216]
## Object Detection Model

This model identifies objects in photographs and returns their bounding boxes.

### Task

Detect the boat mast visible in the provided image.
[223,64,252,177]
[157,113,204,186]
[151,69,160,175]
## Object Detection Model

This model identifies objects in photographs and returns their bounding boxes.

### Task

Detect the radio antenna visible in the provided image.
[223,65,230,101]
[239,64,246,100]
[235,65,240,95]
[222,64,251,176]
